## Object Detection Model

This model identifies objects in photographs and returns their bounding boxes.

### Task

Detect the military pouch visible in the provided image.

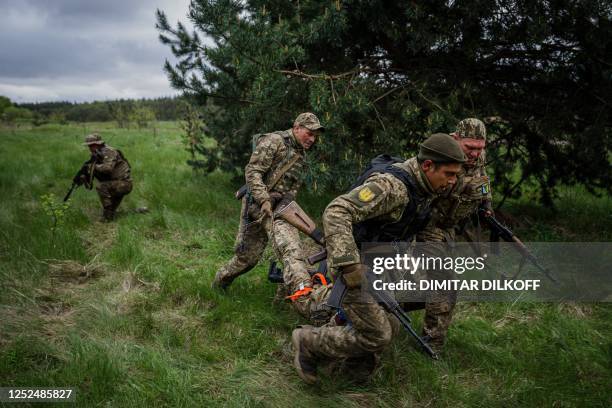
[341,264,366,289]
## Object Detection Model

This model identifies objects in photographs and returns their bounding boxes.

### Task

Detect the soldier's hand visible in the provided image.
[341,263,366,289]
[92,151,104,163]
[261,200,273,218]
[73,174,85,185]
[480,200,494,218]
[269,192,283,201]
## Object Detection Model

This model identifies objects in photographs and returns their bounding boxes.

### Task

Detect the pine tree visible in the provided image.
[157,0,612,205]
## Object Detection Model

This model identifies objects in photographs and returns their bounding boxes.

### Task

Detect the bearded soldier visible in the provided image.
[213,113,329,319]
[76,133,132,221]
[416,118,492,353]
[291,133,466,384]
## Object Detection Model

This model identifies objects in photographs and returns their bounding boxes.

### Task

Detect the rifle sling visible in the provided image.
[266,153,301,192]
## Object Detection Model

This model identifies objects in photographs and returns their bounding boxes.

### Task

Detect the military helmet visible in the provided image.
[83,133,105,146]
[455,118,486,140]
[294,112,324,132]
[418,133,466,163]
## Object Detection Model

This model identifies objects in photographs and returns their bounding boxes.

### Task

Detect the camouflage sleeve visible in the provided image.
[245,134,283,205]
[479,152,493,202]
[94,149,118,175]
[322,173,409,269]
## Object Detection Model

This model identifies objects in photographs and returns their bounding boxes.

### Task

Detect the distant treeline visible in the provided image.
[17,96,185,123]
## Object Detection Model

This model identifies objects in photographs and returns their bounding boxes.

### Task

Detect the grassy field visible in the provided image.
[0,122,610,407]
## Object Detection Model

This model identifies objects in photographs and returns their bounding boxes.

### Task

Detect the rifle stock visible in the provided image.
[276,201,325,246]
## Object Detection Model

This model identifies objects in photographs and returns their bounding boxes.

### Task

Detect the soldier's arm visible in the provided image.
[322,173,408,269]
[94,149,118,174]
[479,151,493,207]
[245,134,282,206]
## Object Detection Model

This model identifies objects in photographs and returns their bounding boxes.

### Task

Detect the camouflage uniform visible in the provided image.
[417,118,491,351]
[292,134,467,384]
[214,114,328,320]
[83,134,132,221]
[303,158,437,363]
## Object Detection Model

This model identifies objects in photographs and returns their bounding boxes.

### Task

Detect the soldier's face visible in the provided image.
[454,136,486,165]
[422,161,462,192]
[293,125,318,150]
[88,144,101,154]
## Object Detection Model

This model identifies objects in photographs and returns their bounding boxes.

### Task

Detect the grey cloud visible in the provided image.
[0,0,192,102]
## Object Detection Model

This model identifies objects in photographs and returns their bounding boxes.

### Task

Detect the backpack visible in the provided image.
[351,154,432,244]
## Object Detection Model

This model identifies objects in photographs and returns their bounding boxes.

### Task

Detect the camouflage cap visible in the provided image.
[418,133,466,163]
[83,133,104,146]
[294,112,324,132]
[455,118,486,140]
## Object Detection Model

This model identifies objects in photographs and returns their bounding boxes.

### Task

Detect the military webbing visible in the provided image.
[266,153,301,191]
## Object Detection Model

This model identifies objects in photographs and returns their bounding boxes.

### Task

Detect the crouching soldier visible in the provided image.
[292,133,466,384]
[77,133,132,221]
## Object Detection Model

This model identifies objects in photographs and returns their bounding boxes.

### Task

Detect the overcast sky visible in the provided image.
[0,0,193,103]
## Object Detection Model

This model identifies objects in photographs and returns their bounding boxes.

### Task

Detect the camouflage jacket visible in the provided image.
[322,157,436,269]
[93,145,131,182]
[245,129,306,206]
[426,153,491,231]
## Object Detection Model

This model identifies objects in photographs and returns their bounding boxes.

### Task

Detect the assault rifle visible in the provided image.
[325,268,439,360]
[63,153,99,202]
[277,201,438,359]
[479,208,557,283]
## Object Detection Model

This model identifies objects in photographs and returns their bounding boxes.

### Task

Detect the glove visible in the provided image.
[261,200,273,218]
[341,263,366,289]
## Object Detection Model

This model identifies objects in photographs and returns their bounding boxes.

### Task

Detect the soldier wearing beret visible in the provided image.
[415,118,493,353]
[78,133,132,221]
[213,113,329,320]
[291,133,466,384]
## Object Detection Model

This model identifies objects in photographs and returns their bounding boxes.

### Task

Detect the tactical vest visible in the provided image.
[351,155,432,244]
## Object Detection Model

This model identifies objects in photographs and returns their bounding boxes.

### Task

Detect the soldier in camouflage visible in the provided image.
[291,133,466,384]
[79,134,132,221]
[416,118,492,353]
[213,113,330,320]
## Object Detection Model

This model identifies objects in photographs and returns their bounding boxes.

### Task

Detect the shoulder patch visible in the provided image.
[358,186,376,202]
[346,182,384,207]
[481,184,489,195]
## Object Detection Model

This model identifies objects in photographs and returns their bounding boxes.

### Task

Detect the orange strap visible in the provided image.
[285,273,329,302]
[286,287,313,302]
[311,273,328,286]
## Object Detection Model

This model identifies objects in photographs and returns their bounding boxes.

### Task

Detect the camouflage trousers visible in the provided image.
[96,179,132,221]
[215,198,328,320]
[305,289,400,366]
[416,227,458,352]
